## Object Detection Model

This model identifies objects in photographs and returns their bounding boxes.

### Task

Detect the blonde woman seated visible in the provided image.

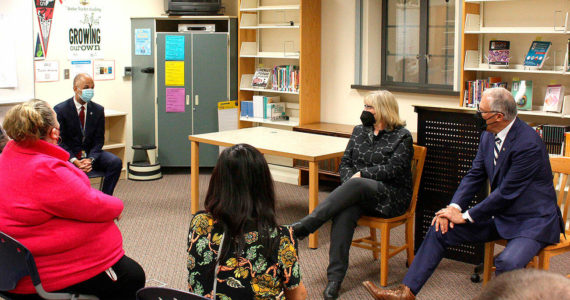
[0,100,145,299]
[291,91,414,299]
[187,144,307,300]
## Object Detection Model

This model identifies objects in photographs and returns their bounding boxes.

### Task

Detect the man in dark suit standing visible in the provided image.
[54,73,122,195]
[363,87,564,300]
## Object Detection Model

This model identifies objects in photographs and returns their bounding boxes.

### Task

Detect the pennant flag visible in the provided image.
[34,33,45,60]
[35,0,56,56]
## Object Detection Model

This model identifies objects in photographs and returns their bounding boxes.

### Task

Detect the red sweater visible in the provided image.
[0,139,124,294]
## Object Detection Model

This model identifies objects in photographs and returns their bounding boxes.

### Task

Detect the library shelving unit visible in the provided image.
[103,109,127,179]
[460,0,570,119]
[237,0,321,129]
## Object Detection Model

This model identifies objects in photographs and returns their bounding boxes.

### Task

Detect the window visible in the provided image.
[353,0,460,95]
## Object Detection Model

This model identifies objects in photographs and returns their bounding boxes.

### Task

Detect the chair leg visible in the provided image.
[405,218,414,266]
[482,242,495,286]
[380,224,390,287]
[98,177,105,191]
[538,252,550,270]
[370,227,379,260]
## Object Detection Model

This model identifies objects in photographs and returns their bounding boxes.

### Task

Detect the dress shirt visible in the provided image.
[69,96,88,163]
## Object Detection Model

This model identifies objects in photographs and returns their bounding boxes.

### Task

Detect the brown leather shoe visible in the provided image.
[362,281,415,300]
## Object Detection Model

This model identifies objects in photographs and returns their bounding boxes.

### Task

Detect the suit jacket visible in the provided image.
[54,97,105,162]
[451,118,563,244]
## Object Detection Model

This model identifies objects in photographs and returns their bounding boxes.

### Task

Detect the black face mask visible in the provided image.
[474,111,498,132]
[360,111,376,127]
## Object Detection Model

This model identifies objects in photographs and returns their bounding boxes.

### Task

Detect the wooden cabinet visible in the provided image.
[237,0,321,128]
[103,110,127,178]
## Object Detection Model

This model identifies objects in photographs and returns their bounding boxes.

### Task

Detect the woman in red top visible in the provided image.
[0,100,145,299]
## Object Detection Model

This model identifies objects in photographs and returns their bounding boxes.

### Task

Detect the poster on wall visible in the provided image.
[34,0,56,57]
[65,0,104,60]
[135,28,151,56]
[93,59,115,81]
[70,60,93,80]
[35,60,59,82]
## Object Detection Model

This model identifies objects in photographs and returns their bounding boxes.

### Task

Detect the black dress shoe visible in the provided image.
[291,222,310,240]
[323,280,341,300]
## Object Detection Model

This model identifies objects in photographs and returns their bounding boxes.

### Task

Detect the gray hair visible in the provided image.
[483,87,517,121]
[474,269,570,300]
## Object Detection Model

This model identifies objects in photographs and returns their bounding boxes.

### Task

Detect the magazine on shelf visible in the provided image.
[543,84,565,113]
[523,41,551,69]
[511,80,533,111]
[488,40,510,68]
[251,68,272,89]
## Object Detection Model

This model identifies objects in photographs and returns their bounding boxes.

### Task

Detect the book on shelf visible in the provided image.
[267,102,287,121]
[567,39,570,72]
[252,68,272,89]
[463,77,505,108]
[272,65,299,93]
[512,80,533,111]
[543,84,565,113]
[263,96,280,119]
[523,41,551,69]
[240,101,254,118]
[488,40,510,68]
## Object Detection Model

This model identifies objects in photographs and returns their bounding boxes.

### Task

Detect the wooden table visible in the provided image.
[188,127,349,248]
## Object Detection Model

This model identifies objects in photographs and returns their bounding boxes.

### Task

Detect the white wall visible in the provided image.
[321,0,458,133]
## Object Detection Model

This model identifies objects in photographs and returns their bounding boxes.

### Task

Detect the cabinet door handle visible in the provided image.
[186,95,190,105]
[195,95,199,106]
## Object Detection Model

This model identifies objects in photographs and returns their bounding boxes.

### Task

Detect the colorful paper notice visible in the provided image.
[35,60,59,82]
[166,88,186,113]
[70,60,93,80]
[165,61,184,86]
[165,35,185,61]
[135,28,151,56]
[93,59,115,81]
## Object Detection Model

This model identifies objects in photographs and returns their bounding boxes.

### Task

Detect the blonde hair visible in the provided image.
[2,99,57,142]
[364,90,406,130]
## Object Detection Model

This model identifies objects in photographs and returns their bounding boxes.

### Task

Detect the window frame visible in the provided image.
[352,0,461,96]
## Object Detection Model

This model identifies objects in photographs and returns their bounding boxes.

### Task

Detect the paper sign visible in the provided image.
[165,35,185,61]
[93,59,115,80]
[70,60,93,80]
[135,28,151,56]
[166,88,185,112]
[35,60,59,82]
[165,61,184,86]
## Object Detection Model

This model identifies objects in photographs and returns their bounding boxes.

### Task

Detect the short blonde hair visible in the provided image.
[364,90,406,131]
[2,99,57,142]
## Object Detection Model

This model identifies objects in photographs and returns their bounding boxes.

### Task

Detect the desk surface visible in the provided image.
[189,127,349,162]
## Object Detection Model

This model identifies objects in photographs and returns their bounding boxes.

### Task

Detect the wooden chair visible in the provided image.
[482,156,570,285]
[351,145,427,287]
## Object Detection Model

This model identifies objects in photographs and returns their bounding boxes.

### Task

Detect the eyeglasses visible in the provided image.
[364,104,374,109]
[476,104,502,115]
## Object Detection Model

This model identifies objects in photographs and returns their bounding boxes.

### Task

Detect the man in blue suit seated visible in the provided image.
[54,73,122,196]
[363,87,564,300]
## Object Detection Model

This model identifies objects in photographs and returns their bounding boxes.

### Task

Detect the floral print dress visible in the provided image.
[188,212,301,300]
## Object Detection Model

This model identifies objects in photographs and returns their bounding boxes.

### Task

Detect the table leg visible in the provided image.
[191,141,200,214]
[308,161,319,249]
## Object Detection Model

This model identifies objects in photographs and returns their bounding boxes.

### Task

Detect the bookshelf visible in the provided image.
[103,109,127,179]
[460,0,570,115]
[237,0,321,128]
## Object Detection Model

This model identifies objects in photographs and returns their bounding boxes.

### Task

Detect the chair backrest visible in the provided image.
[550,156,570,231]
[136,287,210,300]
[407,145,427,215]
[0,231,42,291]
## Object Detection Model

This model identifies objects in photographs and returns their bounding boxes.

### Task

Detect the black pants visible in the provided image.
[298,178,386,283]
[4,255,145,300]
[92,151,122,196]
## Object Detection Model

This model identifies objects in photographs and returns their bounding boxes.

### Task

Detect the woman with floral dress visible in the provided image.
[187,144,307,300]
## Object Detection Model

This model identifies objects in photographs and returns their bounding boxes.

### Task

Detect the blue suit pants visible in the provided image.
[402,220,547,295]
[92,151,122,196]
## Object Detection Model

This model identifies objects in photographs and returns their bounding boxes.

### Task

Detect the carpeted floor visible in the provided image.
[112,169,570,299]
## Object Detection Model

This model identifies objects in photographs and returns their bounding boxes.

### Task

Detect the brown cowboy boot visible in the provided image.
[362,281,415,300]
